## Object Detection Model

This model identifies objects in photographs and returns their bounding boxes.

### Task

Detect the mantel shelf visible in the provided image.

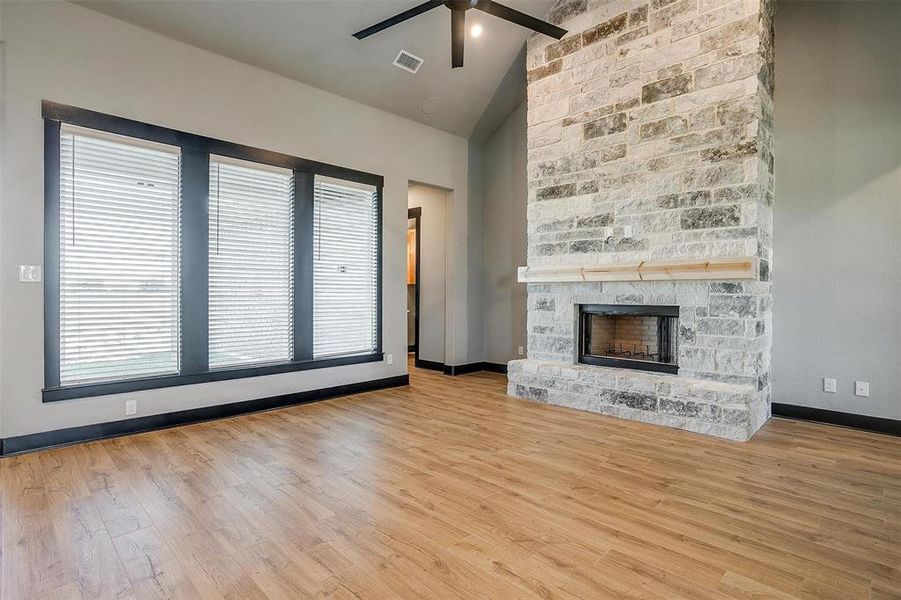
[517,257,758,283]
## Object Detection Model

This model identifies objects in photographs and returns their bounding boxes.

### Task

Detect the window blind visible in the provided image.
[209,156,294,368]
[313,176,379,358]
[58,125,181,385]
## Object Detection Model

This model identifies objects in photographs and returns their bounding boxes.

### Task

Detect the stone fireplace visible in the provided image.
[507,0,775,441]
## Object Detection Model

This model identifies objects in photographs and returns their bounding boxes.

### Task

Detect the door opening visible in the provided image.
[407,183,448,371]
[407,207,421,362]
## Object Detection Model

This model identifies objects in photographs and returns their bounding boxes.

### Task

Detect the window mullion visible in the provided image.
[293,170,314,362]
[180,148,210,374]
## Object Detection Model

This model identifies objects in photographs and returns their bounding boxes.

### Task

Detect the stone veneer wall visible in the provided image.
[508,0,775,441]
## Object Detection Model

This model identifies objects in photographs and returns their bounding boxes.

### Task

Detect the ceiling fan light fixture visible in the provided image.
[353,0,566,69]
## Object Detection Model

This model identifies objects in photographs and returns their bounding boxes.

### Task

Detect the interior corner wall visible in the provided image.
[773,1,901,420]
[0,0,475,438]
[481,102,528,365]
[465,138,485,366]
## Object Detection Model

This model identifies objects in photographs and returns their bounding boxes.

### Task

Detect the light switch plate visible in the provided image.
[855,381,869,397]
[823,378,836,393]
[18,265,42,282]
[517,345,524,356]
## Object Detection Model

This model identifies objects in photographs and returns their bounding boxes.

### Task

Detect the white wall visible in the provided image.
[773,1,901,420]
[408,185,448,365]
[0,0,478,438]
[481,102,528,365]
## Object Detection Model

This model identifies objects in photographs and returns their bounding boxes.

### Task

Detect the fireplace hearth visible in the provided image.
[578,305,678,374]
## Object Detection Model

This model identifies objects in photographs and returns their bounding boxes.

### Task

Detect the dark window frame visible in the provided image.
[42,100,384,402]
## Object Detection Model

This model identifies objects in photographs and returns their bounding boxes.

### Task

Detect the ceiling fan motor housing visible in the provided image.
[445,0,481,11]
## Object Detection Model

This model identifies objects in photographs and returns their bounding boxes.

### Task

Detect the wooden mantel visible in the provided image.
[517,257,758,283]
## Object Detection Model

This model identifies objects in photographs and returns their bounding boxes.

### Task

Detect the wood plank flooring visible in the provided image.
[2,362,900,599]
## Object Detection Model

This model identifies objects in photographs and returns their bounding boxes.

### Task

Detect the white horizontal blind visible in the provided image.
[313,176,378,358]
[59,125,181,384]
[209,156,294,368]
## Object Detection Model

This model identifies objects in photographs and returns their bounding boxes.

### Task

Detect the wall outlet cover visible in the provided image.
[125,399,137,416]
[517,345,524,356]
[823,378,837,393]
[386,353,393,365]
[855,381,870,397]
[18,265,42,282]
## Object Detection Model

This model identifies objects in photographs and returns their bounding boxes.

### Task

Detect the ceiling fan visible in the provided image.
[353,0,567,68]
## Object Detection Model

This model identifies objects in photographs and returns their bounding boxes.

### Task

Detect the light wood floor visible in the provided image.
[2,363,900,599]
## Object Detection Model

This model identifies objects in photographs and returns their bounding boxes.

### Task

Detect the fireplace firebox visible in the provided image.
[578,304,679,374]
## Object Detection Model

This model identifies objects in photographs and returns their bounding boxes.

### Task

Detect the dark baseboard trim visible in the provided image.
[772,403,900,437]
[443,362,481,376]
[415,359,445,372]
[1,375,410,456]
[443,362,508,376]
[411,360,508,376]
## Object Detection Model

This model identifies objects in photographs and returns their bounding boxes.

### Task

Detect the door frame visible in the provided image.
[407,207,422,364]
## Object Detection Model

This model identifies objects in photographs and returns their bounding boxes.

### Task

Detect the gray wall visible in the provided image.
[773,1,901,420]
[408,185,448,365]
[481,102,528,365]
[0,0,478,437]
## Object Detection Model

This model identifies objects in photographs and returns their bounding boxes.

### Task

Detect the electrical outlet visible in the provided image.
[125,400,137,416]
[855,381,869,397]
[18,265,42,282]
[823,378,836,393]
[517,345,524,356]
[622,225,633,238]
[386,353,394,365]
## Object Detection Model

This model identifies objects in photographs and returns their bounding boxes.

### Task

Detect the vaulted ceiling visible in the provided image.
[74,0,555,138]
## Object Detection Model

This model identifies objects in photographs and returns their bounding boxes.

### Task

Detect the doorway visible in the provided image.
[407,207,421,360]
[408,183,448,370]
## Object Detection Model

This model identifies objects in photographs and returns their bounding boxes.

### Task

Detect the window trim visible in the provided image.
[42,100,384,402]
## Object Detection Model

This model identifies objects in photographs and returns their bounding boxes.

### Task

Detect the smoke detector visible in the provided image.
[421,96,441,115]
[393,50,424,74]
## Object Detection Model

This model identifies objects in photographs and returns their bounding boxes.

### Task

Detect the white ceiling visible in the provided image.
[74,0,555,138]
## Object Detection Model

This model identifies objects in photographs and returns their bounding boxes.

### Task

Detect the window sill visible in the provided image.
[42,352,384,402]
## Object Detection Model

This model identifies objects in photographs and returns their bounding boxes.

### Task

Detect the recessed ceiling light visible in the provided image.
[471,24,483,38]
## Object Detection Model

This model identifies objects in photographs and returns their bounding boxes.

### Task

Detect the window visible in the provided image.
[209,157,294,368]
[58,125,181,384]
[313,176,379,358]
[43,102,382,401]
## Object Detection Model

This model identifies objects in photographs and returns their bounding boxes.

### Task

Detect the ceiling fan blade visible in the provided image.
[451,9,465,68]
[475,0,567,39]
[353,0,445,39]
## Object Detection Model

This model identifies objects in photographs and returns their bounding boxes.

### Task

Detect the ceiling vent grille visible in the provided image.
[393,50,423,74]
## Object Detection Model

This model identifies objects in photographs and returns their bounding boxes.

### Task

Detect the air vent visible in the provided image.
[393,50,423,74]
